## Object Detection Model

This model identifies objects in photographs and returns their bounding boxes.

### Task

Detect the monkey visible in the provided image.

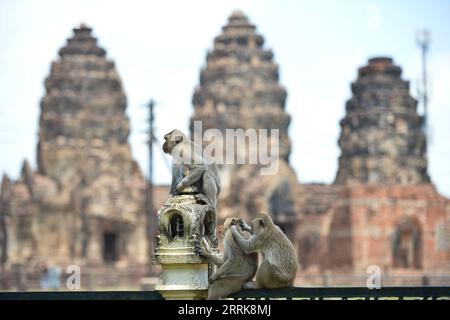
[231,213,298,289]
[162,129,220,207]
[195,217,258,300]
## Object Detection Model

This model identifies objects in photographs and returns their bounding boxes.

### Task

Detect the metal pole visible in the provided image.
[146,99,155,274]
[416,30,430,135]
[422,39,428,132]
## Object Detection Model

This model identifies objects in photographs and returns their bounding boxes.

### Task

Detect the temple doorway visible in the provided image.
[392,218,422,269]
[103,232,118,263]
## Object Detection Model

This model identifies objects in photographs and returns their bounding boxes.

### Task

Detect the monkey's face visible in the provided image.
[162,130,184,154]
[223,217,240,232]
[251,214,272,233]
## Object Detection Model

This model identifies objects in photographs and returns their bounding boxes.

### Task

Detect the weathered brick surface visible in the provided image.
[348,184,450,272]
[297,184,450,273]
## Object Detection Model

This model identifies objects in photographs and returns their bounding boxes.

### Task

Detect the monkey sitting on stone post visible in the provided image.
[195,217,258,300]
[231,213,298,289]
[162,129,220,207]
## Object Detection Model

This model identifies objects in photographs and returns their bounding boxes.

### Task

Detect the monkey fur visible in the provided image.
[195,217,258,300]
[231,213,298,289]
[162,129,220,207]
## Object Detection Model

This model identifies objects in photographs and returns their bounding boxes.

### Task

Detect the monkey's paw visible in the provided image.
[239,220,252,232]
[194,242,207,257]
[176,183,185,193]
[194,194,209,205]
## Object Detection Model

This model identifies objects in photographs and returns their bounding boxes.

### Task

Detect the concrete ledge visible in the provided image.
[0,287,449,300]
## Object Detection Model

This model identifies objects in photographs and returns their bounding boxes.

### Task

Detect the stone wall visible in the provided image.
[346,184,450,272]
[296,184,450,273]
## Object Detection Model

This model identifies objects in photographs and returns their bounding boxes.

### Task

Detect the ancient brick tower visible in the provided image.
[296,57,450,275]
[0,25,147,269]
[190,11,297,234]
[191,10,291,159]
[335,57,430,185]
[38,24,135,188]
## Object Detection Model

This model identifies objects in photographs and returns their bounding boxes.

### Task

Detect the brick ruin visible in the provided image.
[0,25,148,276]
[0,13,449,289]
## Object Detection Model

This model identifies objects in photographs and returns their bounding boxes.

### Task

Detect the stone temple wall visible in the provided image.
[346,185,450,272]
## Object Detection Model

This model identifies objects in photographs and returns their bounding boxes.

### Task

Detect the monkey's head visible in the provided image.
[162,129,186,154]
[250,213,273,234]
[223,217,245,233]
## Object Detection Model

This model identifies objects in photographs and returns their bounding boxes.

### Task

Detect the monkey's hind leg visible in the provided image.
[256,261,291,289]
[207,277,245,300]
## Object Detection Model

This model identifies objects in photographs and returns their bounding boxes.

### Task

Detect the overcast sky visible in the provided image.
[0,0,449,196]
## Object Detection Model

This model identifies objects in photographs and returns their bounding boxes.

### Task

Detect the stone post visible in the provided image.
[152,195,217,300]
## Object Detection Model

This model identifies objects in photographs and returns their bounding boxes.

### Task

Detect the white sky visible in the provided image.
[0,0,449,196]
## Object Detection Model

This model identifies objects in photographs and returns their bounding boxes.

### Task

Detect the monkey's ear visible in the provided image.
[258,218,266,228]
[174,135,183,143]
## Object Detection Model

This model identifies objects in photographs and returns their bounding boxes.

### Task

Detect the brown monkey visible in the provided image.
[231,213,297,289]
[195,217,258,300]
[162,129,220,207]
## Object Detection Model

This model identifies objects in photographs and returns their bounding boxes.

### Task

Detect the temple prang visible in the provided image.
[0,25,150,271]
[296,57,449,276]
[335,57,430,185]
[190,11,298,239]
